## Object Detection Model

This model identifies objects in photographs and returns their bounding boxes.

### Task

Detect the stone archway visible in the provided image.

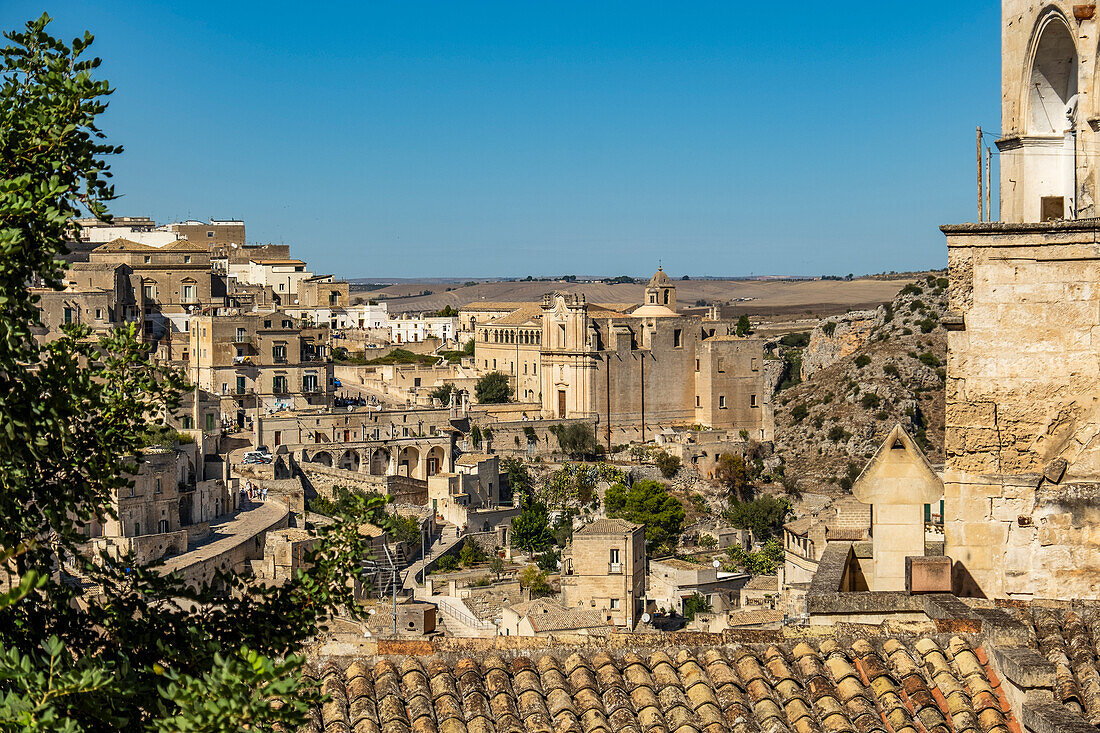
[426,446,445,476]
[338,449,359,472]
[311,450,333,468]
[399,446,420,479]
[370,448,390,476]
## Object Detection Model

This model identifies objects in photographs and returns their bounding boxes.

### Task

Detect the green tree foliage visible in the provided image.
[475,371,512,403]
[726,538,785,575]
[511,497,553,553]
[458,538,487,567]
[548,422,597,459]
[736,315,752,337]
[654,451,681,479]
[538,463,624,510]
[697,534,718,549]
[488,555,505,580]
[519,566,552,597]
[681,593,712,621]
[429,383,454,404]
[854,354,872,368]
[535,548,560,572]
[470,424,482,448]
[778,332,810,348]
[723,495,791,540]
[715,453,753,502]
[500,456,531,504]
[0,18,377,729]
[604,480,685,554]
[463,338,475,356]
[435,554,459,573]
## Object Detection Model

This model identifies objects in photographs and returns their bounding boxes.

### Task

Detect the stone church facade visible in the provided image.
[474,270,774,446]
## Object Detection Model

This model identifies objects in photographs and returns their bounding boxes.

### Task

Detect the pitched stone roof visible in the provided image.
[784,517,813,536]
[485,305,543,326]
[724,608,785,627]
[455,453,494,467]
[742,574,779,592]
[303,634,1018,733]
[510,598,606,633]
[574,518,640,536]
[1016,604,1100,724]
[652,557,706,571]
[95,238,156,252]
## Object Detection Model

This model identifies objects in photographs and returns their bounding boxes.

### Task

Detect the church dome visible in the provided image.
[648,266,672,287]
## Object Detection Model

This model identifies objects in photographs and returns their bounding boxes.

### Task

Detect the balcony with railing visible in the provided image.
[608,562,623,575]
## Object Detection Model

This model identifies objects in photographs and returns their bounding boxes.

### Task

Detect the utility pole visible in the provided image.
[977,126,985,222]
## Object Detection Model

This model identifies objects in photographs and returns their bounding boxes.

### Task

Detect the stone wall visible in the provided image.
[943,222,1100,600]
[298,464,428,505]
[801,309,882,380]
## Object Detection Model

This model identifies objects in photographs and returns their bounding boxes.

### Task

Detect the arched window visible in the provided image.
[1028,15,1077,135]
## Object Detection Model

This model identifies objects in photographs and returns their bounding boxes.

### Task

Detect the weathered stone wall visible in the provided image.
[801,309,883,380]
[943,221,1100,600]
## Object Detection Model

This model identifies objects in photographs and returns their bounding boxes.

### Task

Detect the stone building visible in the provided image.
[940,0,1100,600]
[470,269,773,444]
[646,557,748,616]
[88,238,226,360]
[427,454,516,531]
[243,258,314,298]
[188,312,332,429]
[559,518,646,628]
[165,219,246,250]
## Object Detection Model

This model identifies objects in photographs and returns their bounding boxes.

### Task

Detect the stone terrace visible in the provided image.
[303,633,1018,733]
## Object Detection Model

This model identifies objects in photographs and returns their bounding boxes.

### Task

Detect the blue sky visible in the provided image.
[2,2,1000,278]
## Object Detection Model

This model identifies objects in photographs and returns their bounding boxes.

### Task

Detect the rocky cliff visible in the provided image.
[772,274,948,491]
[800,309,883,380]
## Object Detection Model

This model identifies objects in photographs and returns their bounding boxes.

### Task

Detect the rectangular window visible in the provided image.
[558,324,566,348]
[158,519,169,533]
[273,375,288,393]
[696,395,700,407]
[610,598,620,610]
[205,413,216,432]
[274,430,281,446]
[278,283,285,292]
[63,307,73,324]
[609,548,622,574]
[695,359,700,372]
[303,374,318,392]
[719,395,727,409]
[181,415,193,430]
[272,344,287,362]
[206,231,214,238]
[673,329,682,348]
[264,320,271,328]
[751,358,759,371]
[143,285,154,300]
[155,478,162,494]
[182,284,196,302]
[143,255,151,264]
[236,376,246,394]
[95,308,102,319]
[184,255,192,263]
[750,394,758,407]
[717,358,725,373]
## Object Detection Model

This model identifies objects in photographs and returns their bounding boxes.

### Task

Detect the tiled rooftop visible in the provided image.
[303,634,1018,733]
[1012,603,1100,725]
[574,518,641,536]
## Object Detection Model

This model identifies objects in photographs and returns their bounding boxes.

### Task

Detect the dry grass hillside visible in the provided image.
[356,277,912,319]
[771,273,948,492]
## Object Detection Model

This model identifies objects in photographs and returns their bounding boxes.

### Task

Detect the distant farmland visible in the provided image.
[353,276,917,320]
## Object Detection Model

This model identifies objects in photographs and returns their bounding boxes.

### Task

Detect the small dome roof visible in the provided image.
[648,267,672,287]
[632,303,679,318]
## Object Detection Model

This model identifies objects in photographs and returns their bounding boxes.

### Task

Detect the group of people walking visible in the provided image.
[239,481,268,508]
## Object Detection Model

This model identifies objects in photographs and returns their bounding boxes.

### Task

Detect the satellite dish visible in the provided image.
[713,560,722,569]
[641,613,651,624]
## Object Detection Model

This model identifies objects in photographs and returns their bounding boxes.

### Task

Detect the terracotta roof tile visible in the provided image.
[305,635,1026,733]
